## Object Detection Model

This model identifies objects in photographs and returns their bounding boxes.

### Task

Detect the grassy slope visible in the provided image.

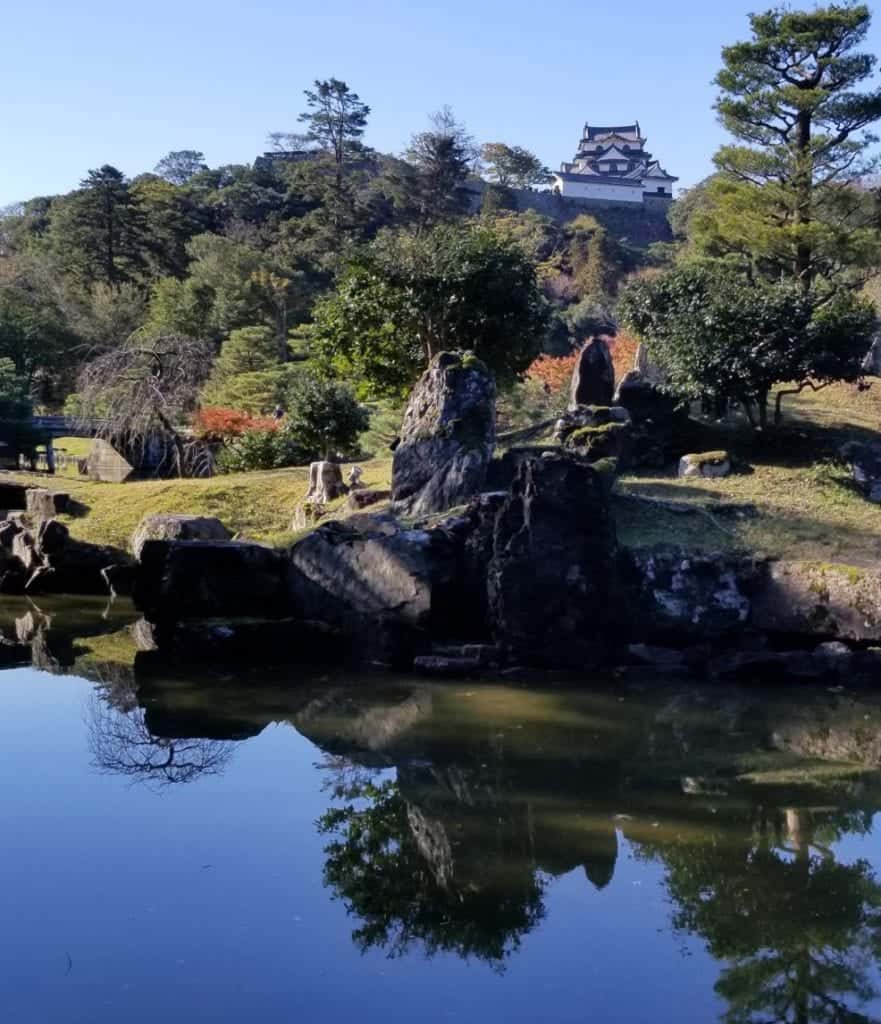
[12,457,393,552]
[11,383,881,565]
[616,382,881,565]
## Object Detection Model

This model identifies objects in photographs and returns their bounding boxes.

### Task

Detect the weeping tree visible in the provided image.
[73,332,213,476]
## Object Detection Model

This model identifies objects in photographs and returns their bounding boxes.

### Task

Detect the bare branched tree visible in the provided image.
[73,332,213,477]
[86,695,234,789]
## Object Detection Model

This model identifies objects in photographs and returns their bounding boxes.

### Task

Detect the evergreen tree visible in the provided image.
[406,108,475,223]
[47,165,147,287]
[695,3,881,288]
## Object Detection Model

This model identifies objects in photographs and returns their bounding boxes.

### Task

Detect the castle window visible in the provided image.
[657,186,665,194]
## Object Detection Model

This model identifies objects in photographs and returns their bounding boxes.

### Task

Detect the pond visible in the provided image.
[3,600,881,1023]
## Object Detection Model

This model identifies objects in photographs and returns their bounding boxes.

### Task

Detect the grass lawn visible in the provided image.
[616,382,881,565]
[9,381,881,566]
[12,454,393,552]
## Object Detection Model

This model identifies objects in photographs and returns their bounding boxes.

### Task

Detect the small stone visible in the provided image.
[678,451,732,479]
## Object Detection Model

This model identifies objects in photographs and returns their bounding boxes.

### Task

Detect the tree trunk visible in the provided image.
[794,111,814,292]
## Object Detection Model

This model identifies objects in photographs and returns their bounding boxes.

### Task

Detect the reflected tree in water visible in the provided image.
[86,695,235,788]
[641,807,881,1024]
[317,773,546,968]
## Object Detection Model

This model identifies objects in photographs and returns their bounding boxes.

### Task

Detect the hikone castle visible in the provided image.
[552,122,677,206]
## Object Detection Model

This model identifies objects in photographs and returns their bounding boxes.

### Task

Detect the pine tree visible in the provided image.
[695,3,881,289]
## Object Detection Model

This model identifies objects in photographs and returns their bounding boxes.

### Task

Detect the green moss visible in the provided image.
[458,350,489,375]
[568,422,626,446]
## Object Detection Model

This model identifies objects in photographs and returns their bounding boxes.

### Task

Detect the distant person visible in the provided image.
[273,404,284,420]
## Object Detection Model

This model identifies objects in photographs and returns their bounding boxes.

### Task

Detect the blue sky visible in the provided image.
[4,0,881,207]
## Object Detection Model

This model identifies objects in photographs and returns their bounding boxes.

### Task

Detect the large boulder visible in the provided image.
[569,337,615,409]
[613,370,682,425]
[752,561,881,642]
[288,515,463,663]
[391,351,496,516]
[131,514,232,561]
[134,540,288,621]
[487,452,616,668]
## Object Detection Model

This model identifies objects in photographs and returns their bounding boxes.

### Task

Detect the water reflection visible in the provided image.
[10,604,881,1019]
[86,695,235,789]
[639,810,881,1024]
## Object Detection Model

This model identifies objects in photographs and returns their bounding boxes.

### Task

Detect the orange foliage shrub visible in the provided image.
[527,330,640,395]
[526,353,579,394]
[607,330,640,383]
[194,406,280,441]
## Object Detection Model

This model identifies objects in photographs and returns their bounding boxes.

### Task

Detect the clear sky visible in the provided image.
[4,0,881,208]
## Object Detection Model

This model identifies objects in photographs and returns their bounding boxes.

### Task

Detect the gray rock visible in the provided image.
[678,451,732,479]
[569,337,615,409]
[621,546,756,640]
[304,461,348,505]
[487,451,616,668]
[840,441,881,503]
[862,333,881,376]
[392,350,496,516]
[131,513,231,561]
[25,488,69,519]
[752,561,881,642]
[614,370,682,425]
[134,540,288,620]
[553,404,630,444]
[288,517,454,633]
[346,487,390,511]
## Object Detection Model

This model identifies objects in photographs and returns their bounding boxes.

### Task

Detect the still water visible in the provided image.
[3,600,881,1023]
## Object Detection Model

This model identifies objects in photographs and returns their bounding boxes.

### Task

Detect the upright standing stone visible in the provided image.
[391,351,496,516]
[305,461,348,505]
[487,452,616,668]
[569,337,615,409]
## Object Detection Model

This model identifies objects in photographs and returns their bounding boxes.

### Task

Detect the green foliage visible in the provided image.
[45,165,148,287]
[216,425,311,472]
[153,150,208,186]
[201,326,290,413]
[480,142,551,189]
[0,284,78,402]
[298,78,370,168]
[406,107,475,223]
[312,222,548,397]
[619,261,877,426]
[284,370,369,459]
[693,3,881,286]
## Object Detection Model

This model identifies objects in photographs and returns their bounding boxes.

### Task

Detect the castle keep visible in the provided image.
[552,122,677,206]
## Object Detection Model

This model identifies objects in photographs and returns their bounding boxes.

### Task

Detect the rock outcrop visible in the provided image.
[131,513,232,560]
[134,539,288,621]
[288,514,462,665]
[487,452,616,667]
[752,561,881,642]
[620,546,757,641]
[391,351,496,516]
[569,337,615,409]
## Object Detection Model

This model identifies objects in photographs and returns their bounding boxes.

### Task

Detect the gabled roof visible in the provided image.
[643,160,678,181]
[555,170,644,187]
[584,123,641,141]
[595,145,634,163]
